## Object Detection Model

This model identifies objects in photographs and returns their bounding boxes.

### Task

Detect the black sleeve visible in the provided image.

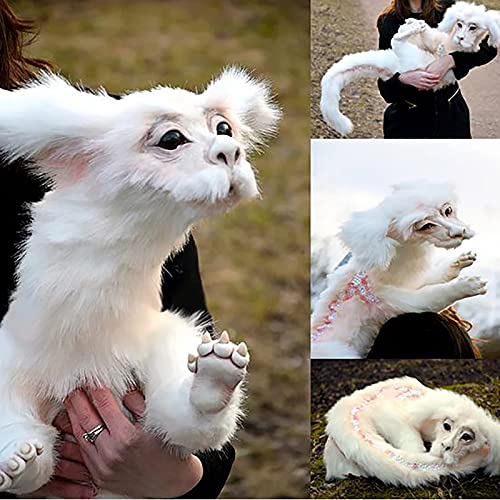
[377,15,410,103]
[160,234,212,328]
[181,444,236,499]
[451,38,498,80]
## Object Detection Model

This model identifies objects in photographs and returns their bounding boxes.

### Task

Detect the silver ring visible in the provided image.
[82,424,106,444]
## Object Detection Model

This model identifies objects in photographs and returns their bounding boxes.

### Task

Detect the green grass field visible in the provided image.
[12,0,310,497]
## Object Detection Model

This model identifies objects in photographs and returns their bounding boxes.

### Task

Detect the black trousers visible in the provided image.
[383,86,471,139]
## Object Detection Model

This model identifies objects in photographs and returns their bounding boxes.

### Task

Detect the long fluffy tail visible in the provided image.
[320,49,398,135]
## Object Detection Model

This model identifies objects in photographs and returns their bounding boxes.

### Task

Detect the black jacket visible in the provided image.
[377,0,497,138]
[0,162,233,498]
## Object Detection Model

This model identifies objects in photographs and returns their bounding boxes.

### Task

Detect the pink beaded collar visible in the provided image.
[312,271,381,342]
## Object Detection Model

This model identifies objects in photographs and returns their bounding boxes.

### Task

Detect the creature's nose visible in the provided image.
[442,443,452,452]
[209,136,241,169]
[448,227,467,238]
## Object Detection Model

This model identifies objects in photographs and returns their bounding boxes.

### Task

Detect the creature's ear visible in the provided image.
[338,207,398,271]
[437,2,464,33]
[485,10,500,47]
[0,72,118,184]
[203,67,281,151]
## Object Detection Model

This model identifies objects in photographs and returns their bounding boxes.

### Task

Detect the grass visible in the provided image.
[12,0,310,497]
[311,360,500,499]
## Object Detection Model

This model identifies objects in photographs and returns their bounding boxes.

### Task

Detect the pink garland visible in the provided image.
[312,271,381,342]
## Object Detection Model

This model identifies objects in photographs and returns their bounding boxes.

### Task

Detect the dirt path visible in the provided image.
[312,0,500,138]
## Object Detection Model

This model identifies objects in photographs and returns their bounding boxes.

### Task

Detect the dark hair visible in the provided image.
[378,0,444,27]
[367,310,479,359]
[0,0,52,90]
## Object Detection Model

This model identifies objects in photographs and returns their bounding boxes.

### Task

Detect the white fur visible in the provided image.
[311,181,487,358]
[0,68,280,495]
[321,1,500,135]
[324,376,500,487]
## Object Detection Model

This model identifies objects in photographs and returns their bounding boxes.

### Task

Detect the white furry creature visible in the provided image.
[311,181,487,359]
[324,376,500,487]
[321,1,500,135]
[0,68,280,495]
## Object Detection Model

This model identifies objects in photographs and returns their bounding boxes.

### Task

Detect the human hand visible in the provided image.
[62,388,204,498]
[398,69,441,90]
[425,55,455,81]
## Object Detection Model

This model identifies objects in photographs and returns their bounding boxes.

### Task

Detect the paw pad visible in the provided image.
[187,331,250,373]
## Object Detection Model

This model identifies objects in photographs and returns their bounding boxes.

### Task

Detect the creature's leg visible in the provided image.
[417,29,449,54]
[324,437,364,480]
[0,395,57,494]
[143,312,249,454]
[420,252,476,286]
[379,276,487,314]
[393,19,429,41]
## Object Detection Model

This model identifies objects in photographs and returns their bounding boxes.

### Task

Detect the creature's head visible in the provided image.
[0,69,280,221]
[339,181,474,270]
[438,1,500,50]
[428,399,493,468]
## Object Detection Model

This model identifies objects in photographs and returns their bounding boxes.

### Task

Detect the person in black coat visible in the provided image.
[377,0,497,138]
[0,1,234,498]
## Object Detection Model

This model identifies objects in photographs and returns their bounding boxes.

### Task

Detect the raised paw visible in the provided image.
[188,331,249,376]
[436,43,447,57]
[0,440,48,494]
[453,251,477,270]
[188,331,250,413]
[395,18,427,37]
[445,251,477,280]
[455,275,488,299]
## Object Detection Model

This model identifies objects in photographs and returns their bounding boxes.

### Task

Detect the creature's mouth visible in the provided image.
[434,238,465,250]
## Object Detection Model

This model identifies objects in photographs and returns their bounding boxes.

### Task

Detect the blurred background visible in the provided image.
[312,139,500,355]
[311,359,500,498]
[12,0,310,497]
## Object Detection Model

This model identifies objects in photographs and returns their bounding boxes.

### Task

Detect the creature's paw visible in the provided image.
[395,18,427,38]
[455,275,488,299]
[188,331,249,413]
[446,251,476,280]
[453,251,477,271]
[189,331,249,387]
[0,440,51,494]
[436,43,447,57]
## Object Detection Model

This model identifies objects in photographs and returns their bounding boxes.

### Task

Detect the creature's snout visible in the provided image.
[442,440,453,452]
[208,136,242,169]
[447,219,474,240]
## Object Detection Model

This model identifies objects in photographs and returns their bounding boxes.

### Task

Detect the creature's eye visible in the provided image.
[469,25,477,31]
[461,432,474,442]
[457,21,463,28]
[417,223,436,232]
[443,422,452,432]
[157,130,189,150]
[216,121,233,137]
[444,206,453,217]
